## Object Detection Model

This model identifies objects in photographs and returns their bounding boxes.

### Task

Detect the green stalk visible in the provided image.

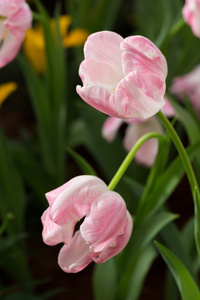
[157,111,199,194]
[157,111,200,258]
[108,132,163,191]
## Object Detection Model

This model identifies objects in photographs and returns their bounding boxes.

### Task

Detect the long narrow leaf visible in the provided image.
[155,241,200,300]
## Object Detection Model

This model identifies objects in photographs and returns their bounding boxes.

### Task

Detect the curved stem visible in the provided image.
[157,111,199,195]
[108,132,163,191]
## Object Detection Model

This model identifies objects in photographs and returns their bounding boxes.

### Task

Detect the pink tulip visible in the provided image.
[41,175,133,273]
[76,31,167,120]
[102,98,175,167]
[182,0,200,38]
[0,0,32,68]
[103,116,164,167]
[161,97,176,117]
[170,65,200,117]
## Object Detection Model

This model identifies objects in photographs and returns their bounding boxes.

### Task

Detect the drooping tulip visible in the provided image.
[77,31,167,120]
[0,0,32,68]
[41,175,133,273]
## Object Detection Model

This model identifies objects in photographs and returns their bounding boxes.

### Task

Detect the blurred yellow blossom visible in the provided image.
[23,15,89,73]
[0,82,18,107]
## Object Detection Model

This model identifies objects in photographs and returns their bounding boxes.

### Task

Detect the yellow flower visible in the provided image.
[23,15,89,73]
[0,82,18,107]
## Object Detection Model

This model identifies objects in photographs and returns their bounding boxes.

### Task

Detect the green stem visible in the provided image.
[108,132,163,191]
[157,111,199,195]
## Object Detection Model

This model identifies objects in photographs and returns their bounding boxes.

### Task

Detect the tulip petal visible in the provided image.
[94,211,133,263]
[0,31,21,68]
[76,85,120,118]
[121,35,167,79]
[0,0,24,16]
[80,191,127,252]
[58,231,96,273]
[115,71,165,119]
[49,175,108,226]
[41,208,75,246]
[83,31,124,77]
[182,0,200,38]
[123,116,163,167]
[79,59,122,93]
[5,3,32,39]
[102,116,123,142]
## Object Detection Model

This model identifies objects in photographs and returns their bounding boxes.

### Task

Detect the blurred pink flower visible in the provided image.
[0,0,32,68]
[182,0,200,38]
[41,175,133,273]
[76,31,167,120]
[170,65,200,117]
[102,98,175,167]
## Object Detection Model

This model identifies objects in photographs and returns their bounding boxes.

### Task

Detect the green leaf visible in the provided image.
[125,245,157,300]
[66,147,97,176]
[194,187,200,260]
[0,130,26,233]
[134,139,200,230]
[155,241,200,300]
[93,258,117,300]
[116,211,178,299]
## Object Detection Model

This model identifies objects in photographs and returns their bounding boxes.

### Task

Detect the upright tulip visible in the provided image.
[76,31,167,120]
[0,0,32,68]
[41,175,133,273]
[182,0,200,38]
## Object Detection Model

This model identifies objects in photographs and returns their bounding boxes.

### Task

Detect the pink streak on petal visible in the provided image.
[50,175,108,226]
[80,191,127,252]
[41,208,75,246]
[76,85,120,118]
[182,0,200,38]
[5,3,32,39]
[123,116,164,167]
[115,71,165,119]
[0,1,32,68]
[102,116,123,142]
[94,211,133,263]
[58,231,96,273]
[0,0,24,16]
[121,35,167,79]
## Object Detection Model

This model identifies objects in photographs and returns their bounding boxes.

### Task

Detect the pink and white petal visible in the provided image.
[183,0,200,37]
[121,35,167,79]
[50,175,108,226]
[0,0,24,16]
[78,59,122,93]
[58,231,96,273]
[94,211,133,263]
[41,208,75,246]
[83,31,124,78]
[161,98,176,117]
[115,71,165,119]
[80,191,127,252]
[76,85,121,118]
[5,3,32,39]
[123,116,163,167]
[0,31,21,68]
[102,116,123,142]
